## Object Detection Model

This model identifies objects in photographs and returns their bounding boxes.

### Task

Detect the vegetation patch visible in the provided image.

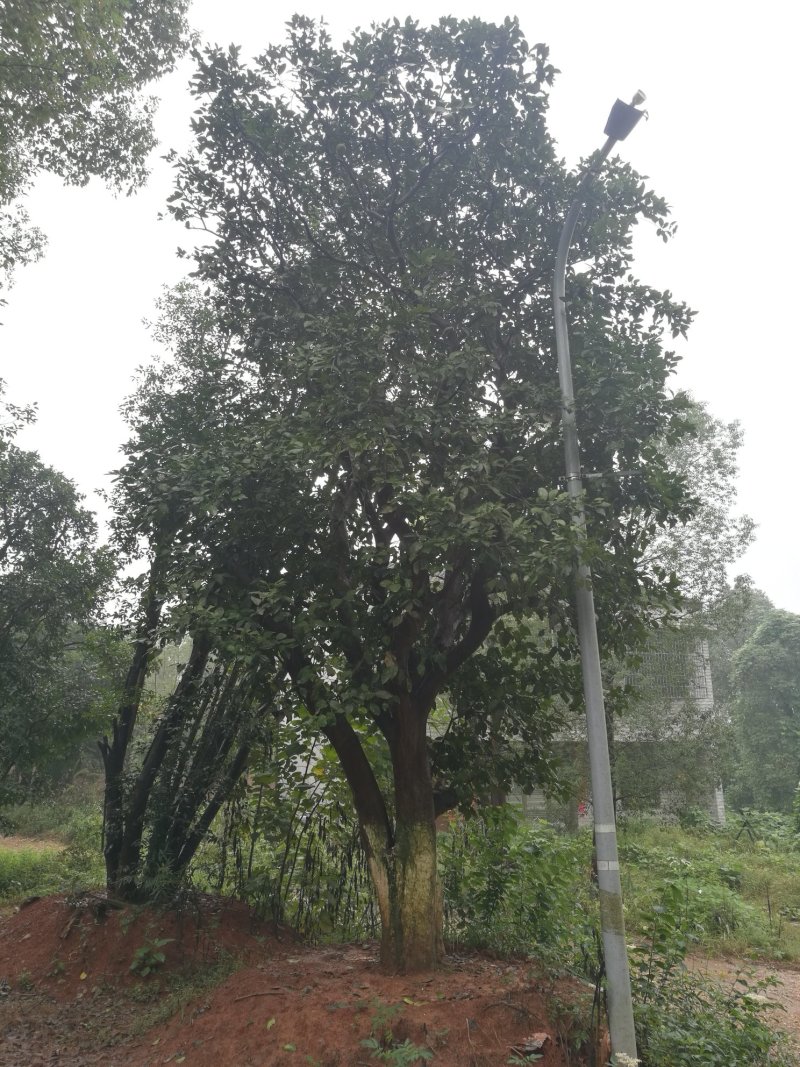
[619,814,800,961]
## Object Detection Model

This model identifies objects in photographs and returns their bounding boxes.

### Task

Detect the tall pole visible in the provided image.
[552,94,646,1063]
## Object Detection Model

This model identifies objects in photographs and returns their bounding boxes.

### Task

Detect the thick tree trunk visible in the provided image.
[382,702,442,972]
[321,703,443,973]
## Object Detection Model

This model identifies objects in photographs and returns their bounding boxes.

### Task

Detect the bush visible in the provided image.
[439,808,593,965]
[725,810,800,851]
[619,816,800,959]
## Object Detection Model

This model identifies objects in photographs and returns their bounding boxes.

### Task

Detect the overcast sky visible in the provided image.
[3,1,799,612]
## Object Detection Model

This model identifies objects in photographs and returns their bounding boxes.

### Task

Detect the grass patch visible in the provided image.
[2,802,74,841]
[1,801,105,902]
[619,814,800,961]
[0,846,64,899]
[3,801,102,847]
[126,953,240,1036]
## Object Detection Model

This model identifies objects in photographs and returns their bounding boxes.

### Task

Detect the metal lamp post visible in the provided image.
[553,93,647,1063]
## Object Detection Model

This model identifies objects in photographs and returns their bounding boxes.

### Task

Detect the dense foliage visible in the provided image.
[101,16,702,968]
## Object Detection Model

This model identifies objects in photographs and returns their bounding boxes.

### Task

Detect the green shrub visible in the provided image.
[725,810,800,851]
[439,808,593,966]
[635,969,794,1067]
[619,816,800,960]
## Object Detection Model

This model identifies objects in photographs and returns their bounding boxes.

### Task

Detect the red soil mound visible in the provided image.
[0,892,285,998]
[0,896,596,1067]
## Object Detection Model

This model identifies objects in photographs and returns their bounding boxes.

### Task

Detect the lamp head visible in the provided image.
[604,93,647,142]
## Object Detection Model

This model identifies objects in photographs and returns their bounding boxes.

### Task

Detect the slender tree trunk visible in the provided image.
[99,563,164,896]
[321,713,395,963]
[116,633,212,886]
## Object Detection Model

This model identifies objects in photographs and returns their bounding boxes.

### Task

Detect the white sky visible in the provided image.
[2,0,799,612]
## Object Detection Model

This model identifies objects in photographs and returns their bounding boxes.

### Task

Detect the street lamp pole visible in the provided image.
[553,93,647,1063]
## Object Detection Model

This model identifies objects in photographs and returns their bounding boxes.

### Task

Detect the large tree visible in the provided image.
[108,17,695,970]
[0,0,191,285]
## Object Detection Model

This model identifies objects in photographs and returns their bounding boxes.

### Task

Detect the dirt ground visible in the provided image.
[5,897,799,1066]
[687,953,800,1051]
[0,895,597,1067]
[0,836,64,853]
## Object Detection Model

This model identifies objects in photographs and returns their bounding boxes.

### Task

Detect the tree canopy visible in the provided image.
[105,16,698,970]
[0,0,191,285]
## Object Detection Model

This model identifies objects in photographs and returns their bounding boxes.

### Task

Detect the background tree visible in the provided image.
[610,632,729,814]
[646,400,755,609]
[707,578,774,709]
[729,610,800,811]
[0,381,115,803]
[106,17,696,970]
[0,0,191,286]
[605,402,755,814]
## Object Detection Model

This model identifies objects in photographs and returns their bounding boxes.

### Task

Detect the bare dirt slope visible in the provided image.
[0,895,594,1067]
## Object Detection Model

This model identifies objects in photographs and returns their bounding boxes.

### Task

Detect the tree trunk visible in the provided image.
[98,547,171,897]
[99,582,163,897]
[322,702,443,973]
[116,633,212,887]
[382,701,443,973]
[321,712,394,940]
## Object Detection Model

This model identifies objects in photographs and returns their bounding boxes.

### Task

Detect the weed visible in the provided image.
[129,937,174,977]
[619,816,800,960]
[360,1037,433,1064]
[0,846,62,900]
[119,907,140,935]
[129,954,239,1035]
[428,1027,449,1049]
[440,810,594,964]
[360,999,432,1064]
[367,998,406,1044]
[16,970,34,991]
[128,980,162,1003]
